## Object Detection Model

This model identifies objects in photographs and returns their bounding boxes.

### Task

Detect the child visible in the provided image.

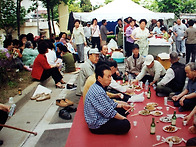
[168,32,174,52]
[161,27,169,41]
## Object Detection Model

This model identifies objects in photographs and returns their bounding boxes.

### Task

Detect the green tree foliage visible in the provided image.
[132,0,141,4]
[181,0,196,13]
[156,0,196,17]
[0,0,26,38]
[80,0,92,12]
[104,0,113,4]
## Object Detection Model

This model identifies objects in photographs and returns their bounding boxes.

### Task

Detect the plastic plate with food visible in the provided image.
[163,125,178,133]
[144,105,156,111]
[151,110,163,116]
[146,102,158,107]
[165,136,182,144]
[160,116,172,123]
[138,110,151,116]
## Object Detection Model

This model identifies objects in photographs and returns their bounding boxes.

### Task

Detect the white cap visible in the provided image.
[144,55,154,66]
[89,48,100,54]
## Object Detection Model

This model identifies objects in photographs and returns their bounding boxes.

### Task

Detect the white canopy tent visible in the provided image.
[73,0,174,22]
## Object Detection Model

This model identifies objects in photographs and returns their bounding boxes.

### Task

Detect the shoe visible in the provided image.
[31,93,45,100]
[0,140,3,146]
[183,53,186,58]
[156,93,167,97]
[59,109,72,120]
[63,106,77,113]
[178,106,184,112]
[36,93,50,102]
[78,61,84,63]
[64,99,74,106]
[55,84,65,89]
[66,84,77,89]
[56,99,69,107]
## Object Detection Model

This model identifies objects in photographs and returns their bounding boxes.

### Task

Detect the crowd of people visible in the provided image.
[0,16,196,145]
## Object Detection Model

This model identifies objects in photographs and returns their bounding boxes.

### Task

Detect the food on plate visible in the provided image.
[139,110,151,116]
[160,116,172,123]
[163,125,178,132]
[145,105,156,111]
[151,111,163,116]
[147,102,158,107]
[156,106,162,110]
[166,136,182,144]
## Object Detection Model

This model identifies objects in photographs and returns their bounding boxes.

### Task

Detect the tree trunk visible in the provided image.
[17,0,21,38]
[51,8,56,35]
[46,0,52,39]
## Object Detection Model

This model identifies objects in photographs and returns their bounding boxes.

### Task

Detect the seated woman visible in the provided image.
[59,45,76,73]
[125,44,144,79]
[84,64,131,134]
[22,41,39,67]
[31,41,65,88]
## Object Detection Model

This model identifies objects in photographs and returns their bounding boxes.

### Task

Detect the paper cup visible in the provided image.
[133,121,137,126]
[164,97,167,105]
[156,135,161,141]
[166,106,169,111]
[183,120,187,126]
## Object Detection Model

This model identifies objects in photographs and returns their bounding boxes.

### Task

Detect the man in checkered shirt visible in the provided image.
[84,64,131,134]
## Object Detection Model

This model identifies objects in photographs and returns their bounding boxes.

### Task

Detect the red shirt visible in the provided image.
[31,54,51,80]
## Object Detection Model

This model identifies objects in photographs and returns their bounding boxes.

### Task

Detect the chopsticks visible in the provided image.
[130,113,139,117]
[125,104,136,114]
[152,141,165,146]
[167,104,176,109]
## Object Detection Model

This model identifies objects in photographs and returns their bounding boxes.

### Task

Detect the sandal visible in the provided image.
[55,84,65,89]
[60,80,66,84]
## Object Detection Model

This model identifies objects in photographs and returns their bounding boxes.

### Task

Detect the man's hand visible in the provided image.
[172,95,181,101]
[183,114,192,124]
[179,96,186,106]
[126,88,134,94]
[0,104,10,112]
[84,42,87,46]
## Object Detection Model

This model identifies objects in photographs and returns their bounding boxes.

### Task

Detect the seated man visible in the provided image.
[84,64,131,134]
[76,48,100,96]
[0,103,10,146]
[99,45,109,62]
[125,44,144,79]
[183,106,196,146]
[83,60,132,103]
[156,51,186,96]
[172,62,196,112]
[133,55,166,86]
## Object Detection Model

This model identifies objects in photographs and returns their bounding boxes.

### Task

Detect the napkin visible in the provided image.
[32,85,52,97]
[127,92,144,103]
[167,114,187,118]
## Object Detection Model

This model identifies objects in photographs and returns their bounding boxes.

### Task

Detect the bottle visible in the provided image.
[8,104,16,117]
[171,110,177,126]
[123,75,126,83]
[18,88,22,95]
[150,118,156,135]
[145,80,149,91]
[147,87,151,99]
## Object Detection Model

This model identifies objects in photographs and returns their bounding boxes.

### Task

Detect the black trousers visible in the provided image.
[125,42,133,57]
[0,110,8,131]
[173,97,196,111]
[186,44,196,64]
[40,67,63,84]
[92,37,101,51]
[187,137,196,146]
[89,108,131,134]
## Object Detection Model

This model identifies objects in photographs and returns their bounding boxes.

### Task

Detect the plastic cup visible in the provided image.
[133,121,137,126]
[156,135,161,141]
[9,97,14,104]
[169,141,173,147]
[183,120,187,126]
[166,106,169,111]
[164,97,168,106]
